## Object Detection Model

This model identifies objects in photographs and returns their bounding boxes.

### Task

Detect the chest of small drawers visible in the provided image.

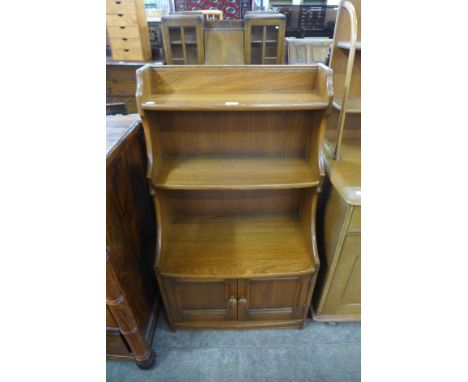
[107,0,152,61]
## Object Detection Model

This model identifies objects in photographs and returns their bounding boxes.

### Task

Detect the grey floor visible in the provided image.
[107,312,361,382]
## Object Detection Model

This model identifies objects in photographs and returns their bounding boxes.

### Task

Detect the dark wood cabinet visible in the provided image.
[106,61,150,114]
[106,114,161,369]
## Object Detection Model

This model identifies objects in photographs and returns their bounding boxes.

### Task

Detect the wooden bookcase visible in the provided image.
[136,65,333,330]
[312,0,361,322]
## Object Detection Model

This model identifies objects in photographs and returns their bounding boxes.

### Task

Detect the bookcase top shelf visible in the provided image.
[136,65,333,112]
[141,93,329,111]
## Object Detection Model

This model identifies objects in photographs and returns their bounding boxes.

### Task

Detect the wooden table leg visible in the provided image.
[106,253,156,370]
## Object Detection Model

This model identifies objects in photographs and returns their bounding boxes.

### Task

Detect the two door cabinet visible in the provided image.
[136,65,333,330]
[161,276,313,329]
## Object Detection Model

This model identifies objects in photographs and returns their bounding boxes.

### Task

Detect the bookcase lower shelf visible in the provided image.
[159,214,315,277]
[156,211,317,330]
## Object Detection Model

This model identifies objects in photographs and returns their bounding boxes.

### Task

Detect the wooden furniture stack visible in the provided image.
[136,64,333,330]
[107,0,152,61]
[312,0,361,322]
[106,114,160,369]
[161,12,286,65]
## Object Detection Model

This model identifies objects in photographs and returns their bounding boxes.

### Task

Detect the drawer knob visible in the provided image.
[227,296,237,310]
[116,1,121,4]
[120,26,125,29]
[124,49,129,52]
[122,38,127,41]
[117,13,123,17]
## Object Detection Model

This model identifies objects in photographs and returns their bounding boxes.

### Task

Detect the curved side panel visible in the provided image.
[334,1,358,160]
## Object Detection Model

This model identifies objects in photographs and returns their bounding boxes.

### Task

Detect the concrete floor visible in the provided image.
[107,312,361,382]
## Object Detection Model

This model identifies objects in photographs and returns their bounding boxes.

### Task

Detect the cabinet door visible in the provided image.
[324,233,361,315]
[163,278,238,323]
[237,276,310,321]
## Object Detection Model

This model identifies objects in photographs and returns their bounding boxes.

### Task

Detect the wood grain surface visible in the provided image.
[159,215,315,278]
[154,157,319,190]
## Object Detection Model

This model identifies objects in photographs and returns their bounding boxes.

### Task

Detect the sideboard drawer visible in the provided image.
[110,38,142,50]
[107,0,137,15]
[108,26,140,39]
[112,48,145,61]
[107,14,138,26]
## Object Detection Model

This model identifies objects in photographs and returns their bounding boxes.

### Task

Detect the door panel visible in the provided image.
[238,276,310,321]
[324,233,361,315]
[163,278,237,322]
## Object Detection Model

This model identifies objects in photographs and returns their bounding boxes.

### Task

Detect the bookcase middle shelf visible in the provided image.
[144,107,326,191]
[154,157,319,190]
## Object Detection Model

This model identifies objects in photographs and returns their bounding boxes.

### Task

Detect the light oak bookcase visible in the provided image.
[136,65,333,330]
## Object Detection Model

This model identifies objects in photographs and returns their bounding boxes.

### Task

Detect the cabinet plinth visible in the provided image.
[136,65,333,330]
